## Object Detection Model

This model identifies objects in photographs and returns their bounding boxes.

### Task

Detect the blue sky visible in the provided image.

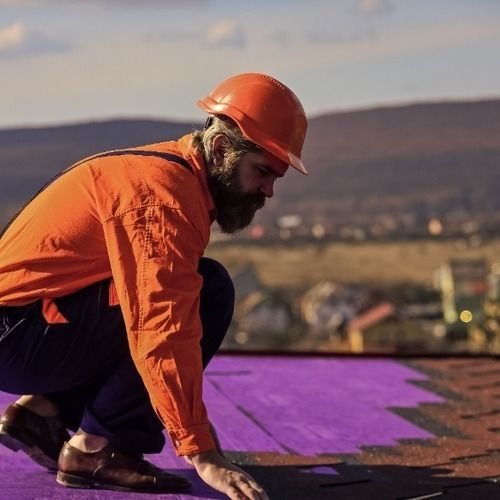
[1,0,499,128]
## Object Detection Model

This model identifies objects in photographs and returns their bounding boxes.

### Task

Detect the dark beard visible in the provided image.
[207,157,266,234]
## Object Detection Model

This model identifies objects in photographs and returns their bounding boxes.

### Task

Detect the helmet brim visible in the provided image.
[198,99,308,175]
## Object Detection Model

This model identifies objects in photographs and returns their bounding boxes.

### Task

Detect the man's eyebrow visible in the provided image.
[257,164,285,178]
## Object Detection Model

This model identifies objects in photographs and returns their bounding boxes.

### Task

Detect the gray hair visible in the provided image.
[192,116,261,165]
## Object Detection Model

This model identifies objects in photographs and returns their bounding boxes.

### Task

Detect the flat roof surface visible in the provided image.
[1,353,500,499]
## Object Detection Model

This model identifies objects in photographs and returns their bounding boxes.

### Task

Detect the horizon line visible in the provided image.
[1,94,499,132]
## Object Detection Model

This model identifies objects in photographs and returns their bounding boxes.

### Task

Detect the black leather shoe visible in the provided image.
[57,442,191,493]
[0,403,70,471]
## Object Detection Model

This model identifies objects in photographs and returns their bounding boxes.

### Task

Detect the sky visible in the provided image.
[0,0,499,129]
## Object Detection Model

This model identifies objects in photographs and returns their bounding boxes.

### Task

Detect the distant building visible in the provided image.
[346,302,437,353]
[226,265,295,348]
[346,302,396,353]
[234,290,293,347]
[436,258,489,340]
[232,265,263,304]
[427,218,443,236]
[276,214,303,240]
[486,263,500,302]
[482,263,500,353]
[300,281,366,339]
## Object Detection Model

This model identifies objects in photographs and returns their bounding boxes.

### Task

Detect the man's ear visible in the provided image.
[212,134,227,167]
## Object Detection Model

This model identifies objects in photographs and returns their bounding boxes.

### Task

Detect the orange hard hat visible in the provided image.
[197,73,308,175]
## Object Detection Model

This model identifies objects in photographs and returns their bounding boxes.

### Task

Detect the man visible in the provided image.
[0,73,308,499]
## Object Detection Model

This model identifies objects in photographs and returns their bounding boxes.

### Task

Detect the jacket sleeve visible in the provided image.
[102,202,216,456]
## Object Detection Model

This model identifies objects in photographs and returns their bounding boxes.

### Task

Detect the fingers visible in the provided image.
[193,453,268,500]
[238,472,269,499]
[227,476,268,500]
[226,485,245,500]
[231,467,268,500]
[240,480,267,500]
[246,479,269,500]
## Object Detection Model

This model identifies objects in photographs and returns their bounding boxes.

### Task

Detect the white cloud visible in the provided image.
[358,0,393,15]
[0,23,26,51]
[282,20,500,74]
[0,0,206,6]
[307,29,378,45]
[0,22,71,58]
[0,0,42,4]
[205,19,246,48]
[357,21,500,59]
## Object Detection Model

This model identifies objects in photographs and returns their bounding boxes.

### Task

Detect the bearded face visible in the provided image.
[207,154,266,234]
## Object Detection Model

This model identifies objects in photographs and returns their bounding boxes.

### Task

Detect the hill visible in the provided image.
[0,119,196,222]
[277,99,500,228]
[1,99,499,231]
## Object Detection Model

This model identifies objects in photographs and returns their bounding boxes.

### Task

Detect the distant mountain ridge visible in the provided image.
[0,120,197,212]
[1,99,499,230]
[282,99,500,219]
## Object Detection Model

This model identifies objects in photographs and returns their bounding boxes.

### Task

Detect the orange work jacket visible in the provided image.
[0,134,217,456]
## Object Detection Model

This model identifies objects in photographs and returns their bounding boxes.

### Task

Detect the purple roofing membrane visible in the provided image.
[0,355,444,499]
[205,356,442,456]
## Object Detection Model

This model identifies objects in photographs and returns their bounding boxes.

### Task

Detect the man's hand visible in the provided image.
[190,450,269,500]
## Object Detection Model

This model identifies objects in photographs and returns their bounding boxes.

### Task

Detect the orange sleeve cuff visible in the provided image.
[168,423,216,456]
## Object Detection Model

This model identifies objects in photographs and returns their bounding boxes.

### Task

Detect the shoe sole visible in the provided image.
[0,425,58,471]
[56,471,192,493]
[56,471,130,492]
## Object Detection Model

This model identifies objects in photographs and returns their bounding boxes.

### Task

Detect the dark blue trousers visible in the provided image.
[0,257,234,454]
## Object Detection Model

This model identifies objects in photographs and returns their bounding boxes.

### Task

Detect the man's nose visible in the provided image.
[260,179,274,198]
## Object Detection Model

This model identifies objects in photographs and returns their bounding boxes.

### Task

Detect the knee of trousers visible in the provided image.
[198,257,235,309]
